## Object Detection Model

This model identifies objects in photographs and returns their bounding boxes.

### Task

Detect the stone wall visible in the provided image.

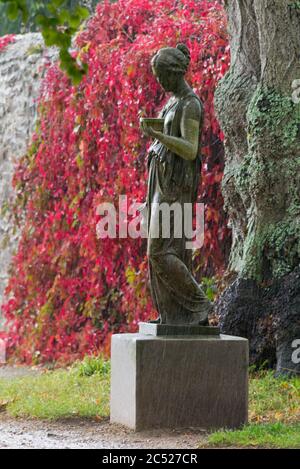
[0,33,57,322]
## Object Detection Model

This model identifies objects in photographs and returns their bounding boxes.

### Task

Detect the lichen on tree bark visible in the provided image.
[215,0,300,283]
[214,0,300,374]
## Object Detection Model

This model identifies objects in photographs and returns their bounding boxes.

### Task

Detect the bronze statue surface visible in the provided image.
[140,43,213,325]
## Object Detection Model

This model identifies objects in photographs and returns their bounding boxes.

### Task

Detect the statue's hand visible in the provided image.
[140,120,162,139]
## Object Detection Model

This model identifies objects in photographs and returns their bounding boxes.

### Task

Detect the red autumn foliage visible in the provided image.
[2,0,230,364]
[0,34,15,52]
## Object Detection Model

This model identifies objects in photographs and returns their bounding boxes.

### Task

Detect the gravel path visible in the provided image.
[0,365,40,380]
[0,416,207,449]
[0,366,207,449]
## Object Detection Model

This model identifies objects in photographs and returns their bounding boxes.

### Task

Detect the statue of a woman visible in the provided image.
[140,43,213,325]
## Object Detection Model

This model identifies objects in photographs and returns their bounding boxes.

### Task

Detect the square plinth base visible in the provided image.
[110,333,248,431]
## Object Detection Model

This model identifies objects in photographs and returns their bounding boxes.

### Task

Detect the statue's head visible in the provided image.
[151,43,190,92]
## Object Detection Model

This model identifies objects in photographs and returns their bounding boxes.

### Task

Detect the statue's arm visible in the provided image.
[142,98,201,161]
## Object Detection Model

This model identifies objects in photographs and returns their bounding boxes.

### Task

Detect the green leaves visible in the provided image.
[6,2,19,21]
[37,3,90,83]
[59,47,87,85]
[51,0,66,7]
[1,0,90,84]
[0,0,28,22]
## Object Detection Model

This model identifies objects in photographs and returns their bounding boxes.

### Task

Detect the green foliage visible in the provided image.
[3,0,28,22]
[37,2,90,83]
[73,355,111,377]
[0,1,98,35]
[200,276,218,302]
[0,1,43,34]
[0,0,95,83]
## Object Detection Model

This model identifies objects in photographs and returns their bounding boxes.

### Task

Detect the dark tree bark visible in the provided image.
[214,0,300,374]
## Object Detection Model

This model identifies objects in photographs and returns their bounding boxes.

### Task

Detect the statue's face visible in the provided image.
[152,65,178,92]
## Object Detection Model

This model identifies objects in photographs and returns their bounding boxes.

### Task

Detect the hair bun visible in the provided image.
[176,43,191,64]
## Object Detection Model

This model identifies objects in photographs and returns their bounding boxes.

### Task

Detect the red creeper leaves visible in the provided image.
[2,1,231,364]
[0,34,15,52]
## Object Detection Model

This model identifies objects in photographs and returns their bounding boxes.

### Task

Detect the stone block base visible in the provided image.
[110,333,248,431]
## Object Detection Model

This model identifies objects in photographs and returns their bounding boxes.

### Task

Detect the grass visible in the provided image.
[204,370,300,448]
[0,359,299,448]
[0,356,110,420]
[207,422,300,449]
[248,369,300,424]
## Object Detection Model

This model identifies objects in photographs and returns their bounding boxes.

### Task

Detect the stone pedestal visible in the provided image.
[110,331,248,431]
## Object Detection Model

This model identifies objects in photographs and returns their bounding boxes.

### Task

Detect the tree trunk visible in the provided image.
[214,0,300,374]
